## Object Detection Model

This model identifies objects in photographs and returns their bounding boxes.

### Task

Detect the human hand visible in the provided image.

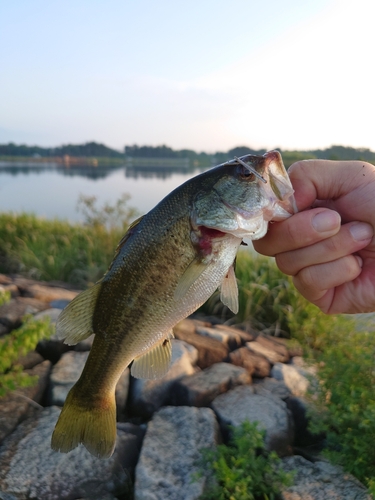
[253,159,375,314]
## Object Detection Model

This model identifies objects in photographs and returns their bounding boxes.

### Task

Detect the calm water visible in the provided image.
[0,163,208,223]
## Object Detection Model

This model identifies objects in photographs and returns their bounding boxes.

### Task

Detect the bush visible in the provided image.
[0,316,54,397]
[198,421,294,500]
[308,327,375,493]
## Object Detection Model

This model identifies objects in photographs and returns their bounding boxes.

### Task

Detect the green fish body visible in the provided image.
[51,150,296,458]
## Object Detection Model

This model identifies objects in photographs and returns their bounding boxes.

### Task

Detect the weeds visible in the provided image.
[198,421,294,500]
[0,316,54,397]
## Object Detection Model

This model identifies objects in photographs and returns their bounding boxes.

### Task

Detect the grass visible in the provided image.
[198,421,294,500]
[0,194,138,287]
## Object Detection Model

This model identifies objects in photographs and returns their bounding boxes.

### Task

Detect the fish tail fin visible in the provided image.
[51,385,117,459]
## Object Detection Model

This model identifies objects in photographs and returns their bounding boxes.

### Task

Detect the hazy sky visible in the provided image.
[1,0,373,152]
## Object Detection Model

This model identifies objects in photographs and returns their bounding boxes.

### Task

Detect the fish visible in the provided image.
[51,150,296,459]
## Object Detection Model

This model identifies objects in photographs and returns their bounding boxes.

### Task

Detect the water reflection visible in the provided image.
[0,162,210,181]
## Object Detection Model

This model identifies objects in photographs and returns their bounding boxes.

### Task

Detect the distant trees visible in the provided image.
[0,142,123,158]
[1,141,375,165]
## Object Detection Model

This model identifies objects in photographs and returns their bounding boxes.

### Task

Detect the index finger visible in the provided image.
[253,208,341,256]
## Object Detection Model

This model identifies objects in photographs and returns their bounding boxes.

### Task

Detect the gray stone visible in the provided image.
[0,360,51,443]
[212,323,256,343]
[173,324,229,369]
[281,455,371,500]
[130,340,198,418]
[22,283,79,303]
[0,297,48,330]
[134,406,220,500]
[253,377,291,400]
[271,362,310,397]
[211,385,294,456]
[196,325,242,350]
[33,307,62,326]
[0,407,133,500]
[246,340,288,364]
[229,346,271,378]
[172,362,251,407]
[256,334,290,362]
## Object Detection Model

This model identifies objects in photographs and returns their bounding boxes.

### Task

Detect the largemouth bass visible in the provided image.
[51,150,296,458]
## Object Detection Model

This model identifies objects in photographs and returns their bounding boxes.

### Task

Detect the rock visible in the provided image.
[0,406,133,500]
[16,350,44,370]
[0,360,51,443]
[49,299,71,309]
[271,363,310,397]
[172,362,251,407]
[0,282,19,298]
[134,406,220,500]
[33,307,62,325]
[286,397,324,449]
[196,325,242,350]
[130,340,198,418]
[281,455,371,500]
[173,327,229,369]
[173,318,198,336]
[229,346,271,378]
[256,334,290,362]
[211,385,294,456]
[213,323,256,343]
[0,297,49,330]
[253,377,291,400]
[48,351,129,413]
[246,340,288,364]
[21,283,79,303]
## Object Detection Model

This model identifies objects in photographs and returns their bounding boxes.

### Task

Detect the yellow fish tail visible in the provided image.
[51,386,117,459]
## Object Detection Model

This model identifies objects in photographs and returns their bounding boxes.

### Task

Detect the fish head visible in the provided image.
[193,150,297,240]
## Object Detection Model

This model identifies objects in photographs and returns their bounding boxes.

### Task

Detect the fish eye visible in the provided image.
[237,165,256,181]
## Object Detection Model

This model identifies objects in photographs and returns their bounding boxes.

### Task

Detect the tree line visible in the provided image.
[1,141,375,166]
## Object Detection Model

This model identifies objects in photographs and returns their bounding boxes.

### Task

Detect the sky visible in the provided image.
[1,0,374,153]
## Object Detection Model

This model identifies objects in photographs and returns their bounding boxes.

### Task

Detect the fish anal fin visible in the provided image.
[174,257,210,301]
[56,282,102,345]
[220,264,239,314]
[51,386,116,459]
[131,332,174,380]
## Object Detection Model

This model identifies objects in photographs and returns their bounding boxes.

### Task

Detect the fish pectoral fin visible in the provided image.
[131,332,174,380]
[174,257,210,301]
[56,282,102,345]
[219,264,239,314]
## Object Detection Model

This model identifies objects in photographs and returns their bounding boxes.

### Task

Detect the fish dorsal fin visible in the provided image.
[219,264,239,314]
[55,282,102,345]
[131,332,174,379]
[174,257,210,301]
[112,216,144,260]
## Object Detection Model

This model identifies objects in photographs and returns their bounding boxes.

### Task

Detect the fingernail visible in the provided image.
[349,222,374,241]
[312,211,340,233]
[355,255,363,268]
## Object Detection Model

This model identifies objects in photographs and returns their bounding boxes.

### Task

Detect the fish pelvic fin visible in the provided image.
[51,386,116,459]
[219,264,239,314]
[56,282,102,345]
[131,332,174,379]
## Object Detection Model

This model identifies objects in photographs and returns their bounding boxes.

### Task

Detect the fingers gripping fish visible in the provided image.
[51,150,296,458]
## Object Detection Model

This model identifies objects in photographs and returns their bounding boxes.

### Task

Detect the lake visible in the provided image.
[0,162,208,223]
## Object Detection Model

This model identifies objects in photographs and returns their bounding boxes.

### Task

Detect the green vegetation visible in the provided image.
[1,141,375,168]
[0,288,11,306]
[308,327,375,495]
[0,316,54,397]
[0,194,138,287]
[198,421,294,500]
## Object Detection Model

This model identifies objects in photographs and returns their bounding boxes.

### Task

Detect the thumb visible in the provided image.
[288,159,375,212]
